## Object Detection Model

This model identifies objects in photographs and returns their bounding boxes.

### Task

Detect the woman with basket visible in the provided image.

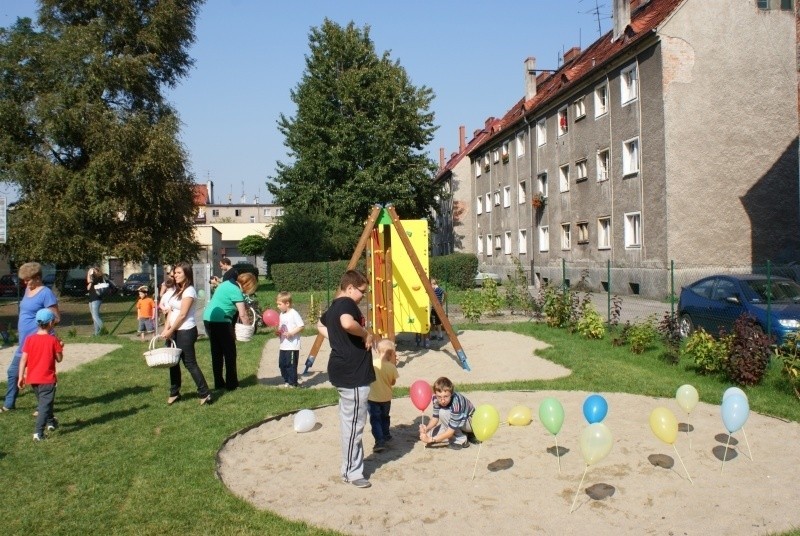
[160,262,212,406]
[202,272,258,391]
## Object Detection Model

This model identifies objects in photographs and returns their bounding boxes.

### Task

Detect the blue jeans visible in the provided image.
[89,299,103,335]
[368,400,392,443]
[279,349,299,386]
[4,350,22,409]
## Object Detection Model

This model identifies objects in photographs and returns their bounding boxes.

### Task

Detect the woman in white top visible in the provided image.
[159,262,211,406]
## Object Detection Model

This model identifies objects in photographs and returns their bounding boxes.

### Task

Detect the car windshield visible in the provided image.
[744,279,800,304]
[128,274,149,282]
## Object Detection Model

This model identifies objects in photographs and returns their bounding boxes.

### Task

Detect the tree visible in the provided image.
[268,19,441,259]
[0,0,202,268]
[238,234,268,264]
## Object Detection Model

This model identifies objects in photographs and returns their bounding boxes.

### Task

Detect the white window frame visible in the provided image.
[561,223,571,250]
[494,190,501,206]
[476,196,483,215]
[504,231,512,254]
[484,154,490,171]
[597,149,610,182]
[537,172,548,197]
[536,118,546,146]
[234,209,242,217]
[518,180,527,204]
[538,225,549,252]
[622,137,640,176]
[263,208,271,217]
[212,209,219,217]
[577,221,589,244]
[573,97,586,119]
[486,235,493,256]
[516,132,525,157]
[477,235,483,254]
[492,149,500,163]
[557,106,568,136]
[475,160,482,177]
[594,83,608,117]
[576,159,588,181]
[485,193,492,213]
[501,142,509,162]
[598,217,611,249]
[494,235,502,250]
[621,63,638,105]
[559,164,570,192]
[624,212,642,249]
[503,186,511,208]
[249,215,255,223]
[518,229,527,254]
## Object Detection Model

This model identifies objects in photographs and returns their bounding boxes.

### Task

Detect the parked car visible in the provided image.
[0,274,25,297]
[473,271,501,287]
[121,272,152,296]
[232,263,259,279]
[678,274,800,344]
[62,278,88,297]
[42,273,56,288]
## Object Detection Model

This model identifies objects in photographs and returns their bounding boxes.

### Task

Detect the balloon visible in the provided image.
[198,289,206,300]
[675,384,699,414]
[538,397,565,436]
[582,394,608,424]
[723,387,747,402]
[721,393,749,433]
[580,423,613,466]
[507,405,532,426]
[649,407,679,444]
[262,309,280,327]
[409,380,432,412]
[472,404,501,442]
[293,409,316,433]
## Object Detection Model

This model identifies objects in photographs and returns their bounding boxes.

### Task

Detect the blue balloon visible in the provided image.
[722,386,747,403]
[582,394,608,424]
[721,393,749,433]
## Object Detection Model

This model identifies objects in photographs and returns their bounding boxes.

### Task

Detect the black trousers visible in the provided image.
[204,320,239,390]
[168,327,210,398]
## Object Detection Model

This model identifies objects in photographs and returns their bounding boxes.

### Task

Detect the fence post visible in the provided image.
[607,260,611,326]
[767,259,772,339]
[562,258,567,291]
[670,260,675,318]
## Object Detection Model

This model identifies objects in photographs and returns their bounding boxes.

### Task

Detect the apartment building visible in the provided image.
[459,0,797,297]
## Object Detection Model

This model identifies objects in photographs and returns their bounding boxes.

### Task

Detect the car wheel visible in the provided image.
[679,314,694,338]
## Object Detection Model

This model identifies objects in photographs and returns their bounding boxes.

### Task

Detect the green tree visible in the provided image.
[0,1,202,268]
[268,19,440,258]
[238,234,268,263]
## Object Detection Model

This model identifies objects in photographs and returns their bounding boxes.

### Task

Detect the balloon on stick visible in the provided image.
[471,404,500,480]
[722,386,747,402]
[675,384,699,448]
[649,407,692,483]
[720,393,751,472]
[571,423,613,513]
[582,394,608,424]
[507,405,532,426]
[409,380,432,426]
[262,309,280,327]
[538,397,565,473]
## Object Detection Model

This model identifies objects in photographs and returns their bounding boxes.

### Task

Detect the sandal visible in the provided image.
[199,394,212,406]
[167,394,181,405]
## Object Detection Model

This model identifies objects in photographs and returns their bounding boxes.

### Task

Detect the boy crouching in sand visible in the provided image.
[368,339,399,453]
[418,377,475,449]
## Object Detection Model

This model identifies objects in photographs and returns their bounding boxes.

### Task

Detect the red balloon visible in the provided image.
[262,309,280,327]
[410,379,432,412]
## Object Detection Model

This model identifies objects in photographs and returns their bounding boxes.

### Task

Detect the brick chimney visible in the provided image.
[524,57,537,100]
[459,125,466,152]
[613,0,631,42]
[563,46,581,64]
[439,147,445,169]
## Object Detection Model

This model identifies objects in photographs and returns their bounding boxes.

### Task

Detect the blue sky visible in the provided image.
[1,1,611,203]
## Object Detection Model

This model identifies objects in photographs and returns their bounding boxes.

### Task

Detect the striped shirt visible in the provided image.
[432,391,474,430]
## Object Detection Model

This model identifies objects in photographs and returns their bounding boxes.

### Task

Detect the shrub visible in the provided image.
[684,328,729,375]
[504,257,530,314]
[776,332,800,399]
[576,301,605,339]
[542,284,572,328]
[271,260,365,291]
[480,277,503,316]
[430,253,479,290]
[609,295,623,328]
[307,293,322,325]
[460,289,482,322]
[658,312,682,365]
[627,316,659,354]
[725,314,772,386]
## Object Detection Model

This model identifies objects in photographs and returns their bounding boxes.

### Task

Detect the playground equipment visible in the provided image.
[304,204,471,372]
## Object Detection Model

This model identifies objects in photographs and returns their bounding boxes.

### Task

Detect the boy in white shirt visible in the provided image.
[276,291,305,387]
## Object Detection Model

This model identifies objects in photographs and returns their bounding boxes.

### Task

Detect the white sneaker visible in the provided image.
[33,433,43,442]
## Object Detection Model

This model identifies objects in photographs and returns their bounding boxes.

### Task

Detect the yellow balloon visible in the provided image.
[472,404,501,442]
[649,407,678,444]
[579,423,613,466]
[675,384,699,414]
[507,405,532,426]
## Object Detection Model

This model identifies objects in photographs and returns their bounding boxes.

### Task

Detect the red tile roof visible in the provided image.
[193,184,209,205]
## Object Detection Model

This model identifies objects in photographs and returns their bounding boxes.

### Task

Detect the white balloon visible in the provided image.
[722,387,747,403]
[293,409,316,433]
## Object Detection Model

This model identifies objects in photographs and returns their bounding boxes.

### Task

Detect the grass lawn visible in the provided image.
[1,290,798,534]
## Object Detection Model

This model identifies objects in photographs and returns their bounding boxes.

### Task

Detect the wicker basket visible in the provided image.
[144,337,182,368]
[235,308,257,342]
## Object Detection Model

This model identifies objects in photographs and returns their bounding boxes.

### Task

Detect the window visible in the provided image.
[573,97,586,119]
[503,186,511,207]
[624,212,642,248]
[249,215,255,223]
[559,164,570,192]
[502,142,509,162]
[518,181,527,204]
[234,209,242,217]
[561,223,571,250]
[476,197,483,215]
[757,0,768,7]
[537,172,548,197]
[538,226,549,252]
[621,63,638,104]
[557,106,568,136]
[781,0,793,9]
[485,193,492,212]
[477,235,483,254]
[492,149,500,163]
[576,159,588,182]
[263,208,271,217]
[494,190,501,206]
[486,235,493,256]
[597,149,610,182]
[475,160,482,177]
[504,231,512,254]
[594,83,608,117]
[276,208,283,216]
[598,217,611,249]
[516,132,525,156]
[577,221,589,244]
[518,229,527,254]
[536,118,546,146]
[212,209,219,217]
[484,154,490,171]
[622,138,639,175]
[494,235,502,250]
